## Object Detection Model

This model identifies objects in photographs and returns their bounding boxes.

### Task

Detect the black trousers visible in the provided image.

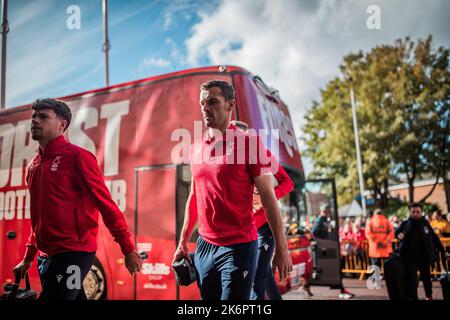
[37,251,96,300]
[402,257,432,300]
[370,258,385,270]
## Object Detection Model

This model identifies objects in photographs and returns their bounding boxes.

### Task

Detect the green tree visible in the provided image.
[389,36,449,203]
[302,36,449,208]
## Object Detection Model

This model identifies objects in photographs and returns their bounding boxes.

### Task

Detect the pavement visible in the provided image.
[283,277,444,300]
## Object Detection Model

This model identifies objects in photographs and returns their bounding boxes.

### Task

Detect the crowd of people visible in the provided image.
[339,208,450,258]
[336,205,450,300]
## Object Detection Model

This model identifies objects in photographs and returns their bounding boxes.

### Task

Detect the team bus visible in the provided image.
[0,65,314,299]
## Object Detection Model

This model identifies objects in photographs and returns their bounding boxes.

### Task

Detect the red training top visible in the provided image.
[190,124,272,246]
[253,155,294,229]
[24,135,134,261]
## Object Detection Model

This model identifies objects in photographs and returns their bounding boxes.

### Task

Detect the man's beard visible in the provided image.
[204,118,214,128]
[31,130,42,141]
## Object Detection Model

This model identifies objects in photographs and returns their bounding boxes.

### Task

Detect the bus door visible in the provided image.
[175,164,200,300]
[134,164,178,299]
[303,178,341,287]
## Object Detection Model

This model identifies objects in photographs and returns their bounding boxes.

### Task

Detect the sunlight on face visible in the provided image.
[31,109,65,143]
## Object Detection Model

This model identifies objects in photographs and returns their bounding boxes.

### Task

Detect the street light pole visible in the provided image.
[350,85,367,217]
[1,0,9,109]
[102,0,110,87]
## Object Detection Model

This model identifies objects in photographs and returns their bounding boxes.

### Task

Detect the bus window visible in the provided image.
[278,195,295,229]
[278,192,307,236]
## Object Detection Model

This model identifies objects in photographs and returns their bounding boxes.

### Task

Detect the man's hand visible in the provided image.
[272,245,293,282]
[252,193,263,212]
[125,251,142,275]
[173,243,192,265]
[13,259,33,279]
[397,232,405,240]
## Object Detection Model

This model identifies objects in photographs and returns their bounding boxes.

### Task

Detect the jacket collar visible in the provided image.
[39,135,68,159]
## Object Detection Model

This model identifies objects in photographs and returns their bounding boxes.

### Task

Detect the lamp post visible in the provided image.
[1,0,9,109]
[349,79,367,217]
[102,0,110,87]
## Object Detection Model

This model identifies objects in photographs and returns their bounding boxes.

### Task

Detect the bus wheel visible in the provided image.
[83,258,107,300]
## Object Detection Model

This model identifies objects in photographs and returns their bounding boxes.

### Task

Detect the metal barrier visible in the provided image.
[340,238,450,280]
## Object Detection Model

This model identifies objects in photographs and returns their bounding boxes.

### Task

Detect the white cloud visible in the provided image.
[138,57,172,72]
[163,12,173,30]
[184,0,450,174]
[162,0,217,31]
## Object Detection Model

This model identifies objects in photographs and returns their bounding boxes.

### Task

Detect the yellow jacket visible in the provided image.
[430,219,450,235]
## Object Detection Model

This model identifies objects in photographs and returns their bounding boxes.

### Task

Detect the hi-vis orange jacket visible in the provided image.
[365,214,394,258]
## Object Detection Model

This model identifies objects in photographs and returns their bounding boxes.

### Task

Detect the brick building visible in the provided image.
[389,178,449,213]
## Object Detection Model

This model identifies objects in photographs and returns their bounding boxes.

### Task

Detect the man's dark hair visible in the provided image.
[433,209,442,217]
[200,80,236,101]
[408,202,423,211]
[31,98,72,131]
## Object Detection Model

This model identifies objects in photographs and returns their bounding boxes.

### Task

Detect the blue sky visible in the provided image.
[3,0,450,175]
[5,0,217,107]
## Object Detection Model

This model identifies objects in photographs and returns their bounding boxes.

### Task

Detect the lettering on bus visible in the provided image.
[141,262,171,276]
[256,94,299,157]
[0,189,30,220]
[143,283,168,290]
[67,100,130,177]
[0,100,130,220]
[0,181,125,221]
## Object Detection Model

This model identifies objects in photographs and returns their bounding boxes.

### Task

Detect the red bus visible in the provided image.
[0,65,312,299]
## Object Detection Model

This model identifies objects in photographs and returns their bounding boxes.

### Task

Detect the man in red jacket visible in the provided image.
[13,98,142,300]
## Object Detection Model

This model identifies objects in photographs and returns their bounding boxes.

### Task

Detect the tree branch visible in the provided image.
[418,176,440,203]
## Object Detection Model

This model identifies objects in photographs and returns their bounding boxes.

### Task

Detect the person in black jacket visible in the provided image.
[312,204,331,240]
[396,203,447,300]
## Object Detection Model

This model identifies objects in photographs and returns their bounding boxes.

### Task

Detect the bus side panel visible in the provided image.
[0,109,41,294]
[133,77,183,168]
[135,167,178,299]
[232,74,302,171]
